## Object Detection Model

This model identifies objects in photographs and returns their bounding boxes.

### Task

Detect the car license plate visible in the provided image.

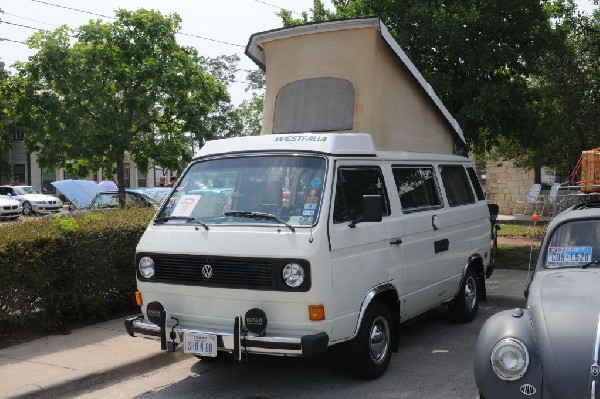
[547,246,593,266]
[183,333,217,357]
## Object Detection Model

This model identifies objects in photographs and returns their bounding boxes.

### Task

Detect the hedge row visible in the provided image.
[0,209,155,335]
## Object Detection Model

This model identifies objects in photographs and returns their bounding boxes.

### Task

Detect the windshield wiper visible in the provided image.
[154,216,209,230]
[224,211,295,232]
[581,259,600,269]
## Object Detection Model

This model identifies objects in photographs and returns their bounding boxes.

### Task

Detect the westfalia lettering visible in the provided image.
[274,136,328,142]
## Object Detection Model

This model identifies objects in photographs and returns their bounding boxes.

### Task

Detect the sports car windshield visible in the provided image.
[545,219,600,268]
[14,186,40,195]
[155,155,327,227]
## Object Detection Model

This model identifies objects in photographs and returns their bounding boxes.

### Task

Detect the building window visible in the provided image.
[137,170,147,188]
[13,131,25,141]
[13,164,26,184]
[42,169,56,194]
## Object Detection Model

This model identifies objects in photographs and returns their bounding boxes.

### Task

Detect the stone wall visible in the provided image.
[485,159,535,214]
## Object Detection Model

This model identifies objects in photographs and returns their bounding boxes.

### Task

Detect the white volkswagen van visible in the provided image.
[126,132,491,379]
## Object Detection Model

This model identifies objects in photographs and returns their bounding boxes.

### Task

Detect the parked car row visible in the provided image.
[0,185,63,219]
[0,181,171,221]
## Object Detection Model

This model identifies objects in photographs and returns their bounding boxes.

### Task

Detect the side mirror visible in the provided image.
[349,195,383,228]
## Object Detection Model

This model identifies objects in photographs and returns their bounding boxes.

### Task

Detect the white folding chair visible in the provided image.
[512,184,544,215]
[541,183,560,216]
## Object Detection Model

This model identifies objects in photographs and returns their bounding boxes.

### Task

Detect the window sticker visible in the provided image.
[304,203,317,210]
[299,217,314,225]
[310,178,322,189]
[288,216,302,225]
[171,195,202,217]
[302,209,315,216]
[546,246,593,266]
[166,198,176,208]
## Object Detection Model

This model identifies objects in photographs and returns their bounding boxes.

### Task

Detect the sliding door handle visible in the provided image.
[390,238,402,246]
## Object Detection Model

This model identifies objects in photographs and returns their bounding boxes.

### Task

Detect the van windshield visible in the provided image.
[155,155,327,227]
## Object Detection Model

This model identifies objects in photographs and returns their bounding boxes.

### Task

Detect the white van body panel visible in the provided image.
[127,133,491,364]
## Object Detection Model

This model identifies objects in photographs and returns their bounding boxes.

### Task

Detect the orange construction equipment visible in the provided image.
[570,147,600,192]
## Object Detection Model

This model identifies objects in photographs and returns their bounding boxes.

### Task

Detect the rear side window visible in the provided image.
[392,166,442,212]
[333,166,390,224]
[466,167,486,201]
[439,165,475,206]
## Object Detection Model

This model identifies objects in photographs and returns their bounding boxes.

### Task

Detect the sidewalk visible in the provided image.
[0,269,529,399]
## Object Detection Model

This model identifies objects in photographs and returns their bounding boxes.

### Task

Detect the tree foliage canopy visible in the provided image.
[11,9,229,192]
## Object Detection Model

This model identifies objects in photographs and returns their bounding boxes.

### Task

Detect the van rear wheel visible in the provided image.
[449,267,479,322]
[348,299,392,379]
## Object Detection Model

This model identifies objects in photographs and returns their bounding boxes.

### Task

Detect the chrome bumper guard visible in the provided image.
[124,315,329,359]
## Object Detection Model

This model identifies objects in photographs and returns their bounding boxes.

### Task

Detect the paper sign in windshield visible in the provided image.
[171,195,201,217]
[546,246,592,266]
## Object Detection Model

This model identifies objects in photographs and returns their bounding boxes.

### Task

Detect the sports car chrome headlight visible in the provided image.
[282,263,304,288]
[138,256,155,278]
[491,338,529,381]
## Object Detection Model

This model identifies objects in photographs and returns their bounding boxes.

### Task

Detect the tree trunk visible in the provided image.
[116,156,126,208]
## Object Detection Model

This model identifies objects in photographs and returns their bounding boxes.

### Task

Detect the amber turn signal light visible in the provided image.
[135,291,143,306]
[308,304,325,321]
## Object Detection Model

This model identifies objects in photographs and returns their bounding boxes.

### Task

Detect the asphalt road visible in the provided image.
[80,304,500,399]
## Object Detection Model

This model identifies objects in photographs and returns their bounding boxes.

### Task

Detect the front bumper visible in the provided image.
[32,205,62,214]
[124,315,329,359]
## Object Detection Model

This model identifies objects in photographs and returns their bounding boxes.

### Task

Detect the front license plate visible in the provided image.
[183,333,217,357]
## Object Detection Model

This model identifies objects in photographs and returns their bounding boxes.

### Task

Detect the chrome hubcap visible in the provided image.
[369,316,390,365]
[465,276,477,311]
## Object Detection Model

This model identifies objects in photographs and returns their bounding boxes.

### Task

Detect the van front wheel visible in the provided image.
[348,300,392,380]
[449,267,479,322]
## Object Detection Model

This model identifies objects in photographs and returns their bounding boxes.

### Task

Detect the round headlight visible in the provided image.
[282,263,304,288]
[139,256,155,279]
[491,338,529,381]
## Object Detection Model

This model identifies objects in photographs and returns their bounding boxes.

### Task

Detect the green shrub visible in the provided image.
[0,209,155,335]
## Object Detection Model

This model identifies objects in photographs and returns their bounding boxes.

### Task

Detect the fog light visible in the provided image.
[245,308,268,336]
[308,304,325,321]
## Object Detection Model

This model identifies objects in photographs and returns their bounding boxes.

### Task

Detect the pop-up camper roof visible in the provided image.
[246,17,466,155]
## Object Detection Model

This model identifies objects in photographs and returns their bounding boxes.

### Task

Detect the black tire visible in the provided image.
[449,267,479,323]
[348,299,393,380]
[22,201,33,216]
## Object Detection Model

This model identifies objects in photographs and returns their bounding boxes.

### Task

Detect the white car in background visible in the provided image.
[0,196,22,220]
[0,185,63,215]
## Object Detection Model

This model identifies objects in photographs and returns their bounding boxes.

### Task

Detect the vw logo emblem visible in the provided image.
[201,264,213,279]
[592,364,600,377]
[520,384,536,396]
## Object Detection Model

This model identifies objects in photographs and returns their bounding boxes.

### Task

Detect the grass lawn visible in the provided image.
[495,222,545,270]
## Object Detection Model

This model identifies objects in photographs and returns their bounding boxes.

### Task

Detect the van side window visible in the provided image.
[333,167,390,224]
[439,165,475,206]
[466,167,486,201]
[392,166,442,212]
